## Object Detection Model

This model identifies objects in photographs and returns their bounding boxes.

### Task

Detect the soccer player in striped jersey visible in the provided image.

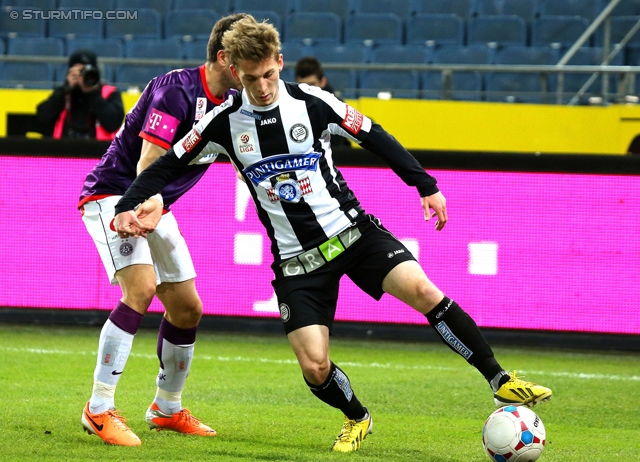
[77,14,251,447]
[113,17,552,453]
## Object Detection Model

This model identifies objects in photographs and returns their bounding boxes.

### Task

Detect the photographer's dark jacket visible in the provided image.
[36,83,124,140]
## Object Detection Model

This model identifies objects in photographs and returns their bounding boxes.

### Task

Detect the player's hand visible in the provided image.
[114,210,149,238]
[135,198,163,232]
[421,191,448,231]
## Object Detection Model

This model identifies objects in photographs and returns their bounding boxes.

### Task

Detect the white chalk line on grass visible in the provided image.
[2,346,639,382]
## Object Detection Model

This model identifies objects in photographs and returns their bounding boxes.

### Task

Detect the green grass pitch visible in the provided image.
[1,324,639,461]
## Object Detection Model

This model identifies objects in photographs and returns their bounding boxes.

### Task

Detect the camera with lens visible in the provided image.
[81,64,100,87]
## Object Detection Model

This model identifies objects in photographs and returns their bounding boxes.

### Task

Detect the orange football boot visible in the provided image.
[81,402,141,446]
[145,402,217,436]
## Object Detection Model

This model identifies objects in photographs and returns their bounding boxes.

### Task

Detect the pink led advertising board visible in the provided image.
[1,156,638,334]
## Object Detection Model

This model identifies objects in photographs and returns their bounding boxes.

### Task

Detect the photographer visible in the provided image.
[36,49,124,140]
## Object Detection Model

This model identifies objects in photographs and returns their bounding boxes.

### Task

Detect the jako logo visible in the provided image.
[260,118,277,126]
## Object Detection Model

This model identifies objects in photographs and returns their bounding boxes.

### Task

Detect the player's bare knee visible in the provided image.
[301,359,331,385]
[183,300,203,324]
[166,299,202,327]
[121,281,156,311]
[412,280,444,314]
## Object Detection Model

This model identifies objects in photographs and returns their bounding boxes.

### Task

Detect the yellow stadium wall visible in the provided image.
[2,89,639,155]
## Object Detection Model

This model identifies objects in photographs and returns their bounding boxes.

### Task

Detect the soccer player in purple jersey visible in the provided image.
[77,13,252,447]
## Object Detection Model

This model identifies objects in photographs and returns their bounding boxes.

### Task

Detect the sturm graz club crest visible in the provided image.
[278,303,291,322]
[289,123,308,143]
[274,174,302,203]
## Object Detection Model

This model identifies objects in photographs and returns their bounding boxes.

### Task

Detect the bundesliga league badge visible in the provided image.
[274,174,302,203]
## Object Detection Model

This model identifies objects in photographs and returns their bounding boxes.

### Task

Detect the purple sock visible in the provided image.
[157,318,197,368]
[108,301,143,335]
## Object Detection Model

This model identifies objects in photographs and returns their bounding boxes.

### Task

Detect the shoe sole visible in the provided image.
[147,419,218,436]
[81,412,98,436]
[494,392,553,408]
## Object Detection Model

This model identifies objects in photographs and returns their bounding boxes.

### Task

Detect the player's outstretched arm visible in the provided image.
[421,191,448,231]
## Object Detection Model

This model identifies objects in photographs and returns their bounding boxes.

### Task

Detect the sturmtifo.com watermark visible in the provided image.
[9,9,138,20]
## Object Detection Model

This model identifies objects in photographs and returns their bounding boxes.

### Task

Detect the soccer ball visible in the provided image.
[482,405,546,462]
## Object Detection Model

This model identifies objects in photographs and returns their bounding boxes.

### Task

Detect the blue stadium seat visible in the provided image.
[173,0,230,12]
[485,45,557,102]
[428,44,490,101]
[0,38,5,55]
[165,9,220,40]
[371,44,428,64]
[595,16,640,47]
[539,0,600,21]
[233,0,292,17]
[359,70,420,98]
[532,16,590,47]
[58,0,114,8]
[611,0,640,16]
[475,0,538,22]
[8,37,64,56]
[625,44,640,65]
[308,43,369,63]
[421,71,483,100]
[351,0,414,20]
[105,8,162,39]
[281,41,312,63]
[115,0,171,18]
[182,39,208,60]
[406,14,464,46]
[485,72,549,102]
[344,13,403,46]
[498,45,557,64]
[284,12,342,44]
[66,37,124,57]
[434,44,492,64]
[114,63,170,90]
[413,0,473,18]
[0,7,46,37]
[551,47,624,101]
[322,69,357,96]
[125,38,182,59]
[0,62,54,89]
[48,9,105,39]
[2,0,54,9]
[468,15,528,46]
[290,0,352,19]
[242,10,282,31]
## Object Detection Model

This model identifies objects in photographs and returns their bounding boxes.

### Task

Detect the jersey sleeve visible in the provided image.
[297,83,373,143]
[115,95,235,215]
[138,84,189,150]
[298,84,438,197]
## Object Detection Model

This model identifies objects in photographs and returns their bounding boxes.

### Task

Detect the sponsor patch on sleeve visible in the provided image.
[341,104,364,135]
[181,129,202,153]
[143,108,180,144]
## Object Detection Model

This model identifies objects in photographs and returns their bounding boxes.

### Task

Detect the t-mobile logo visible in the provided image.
[148,112,163,131]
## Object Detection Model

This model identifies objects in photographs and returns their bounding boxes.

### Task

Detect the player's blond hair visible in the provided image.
[206,13,253,63]
[222,16,281,67]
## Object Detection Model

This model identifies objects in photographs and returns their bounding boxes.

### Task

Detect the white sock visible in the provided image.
[154,338,194,415]
[88,319,135,414]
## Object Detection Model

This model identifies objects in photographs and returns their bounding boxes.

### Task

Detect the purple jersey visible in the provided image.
[79,65,235,208]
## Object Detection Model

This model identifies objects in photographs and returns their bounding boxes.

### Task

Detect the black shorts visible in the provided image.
[271,215,417,335]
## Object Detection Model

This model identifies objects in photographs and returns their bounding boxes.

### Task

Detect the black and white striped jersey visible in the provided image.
[116,80,438,263]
